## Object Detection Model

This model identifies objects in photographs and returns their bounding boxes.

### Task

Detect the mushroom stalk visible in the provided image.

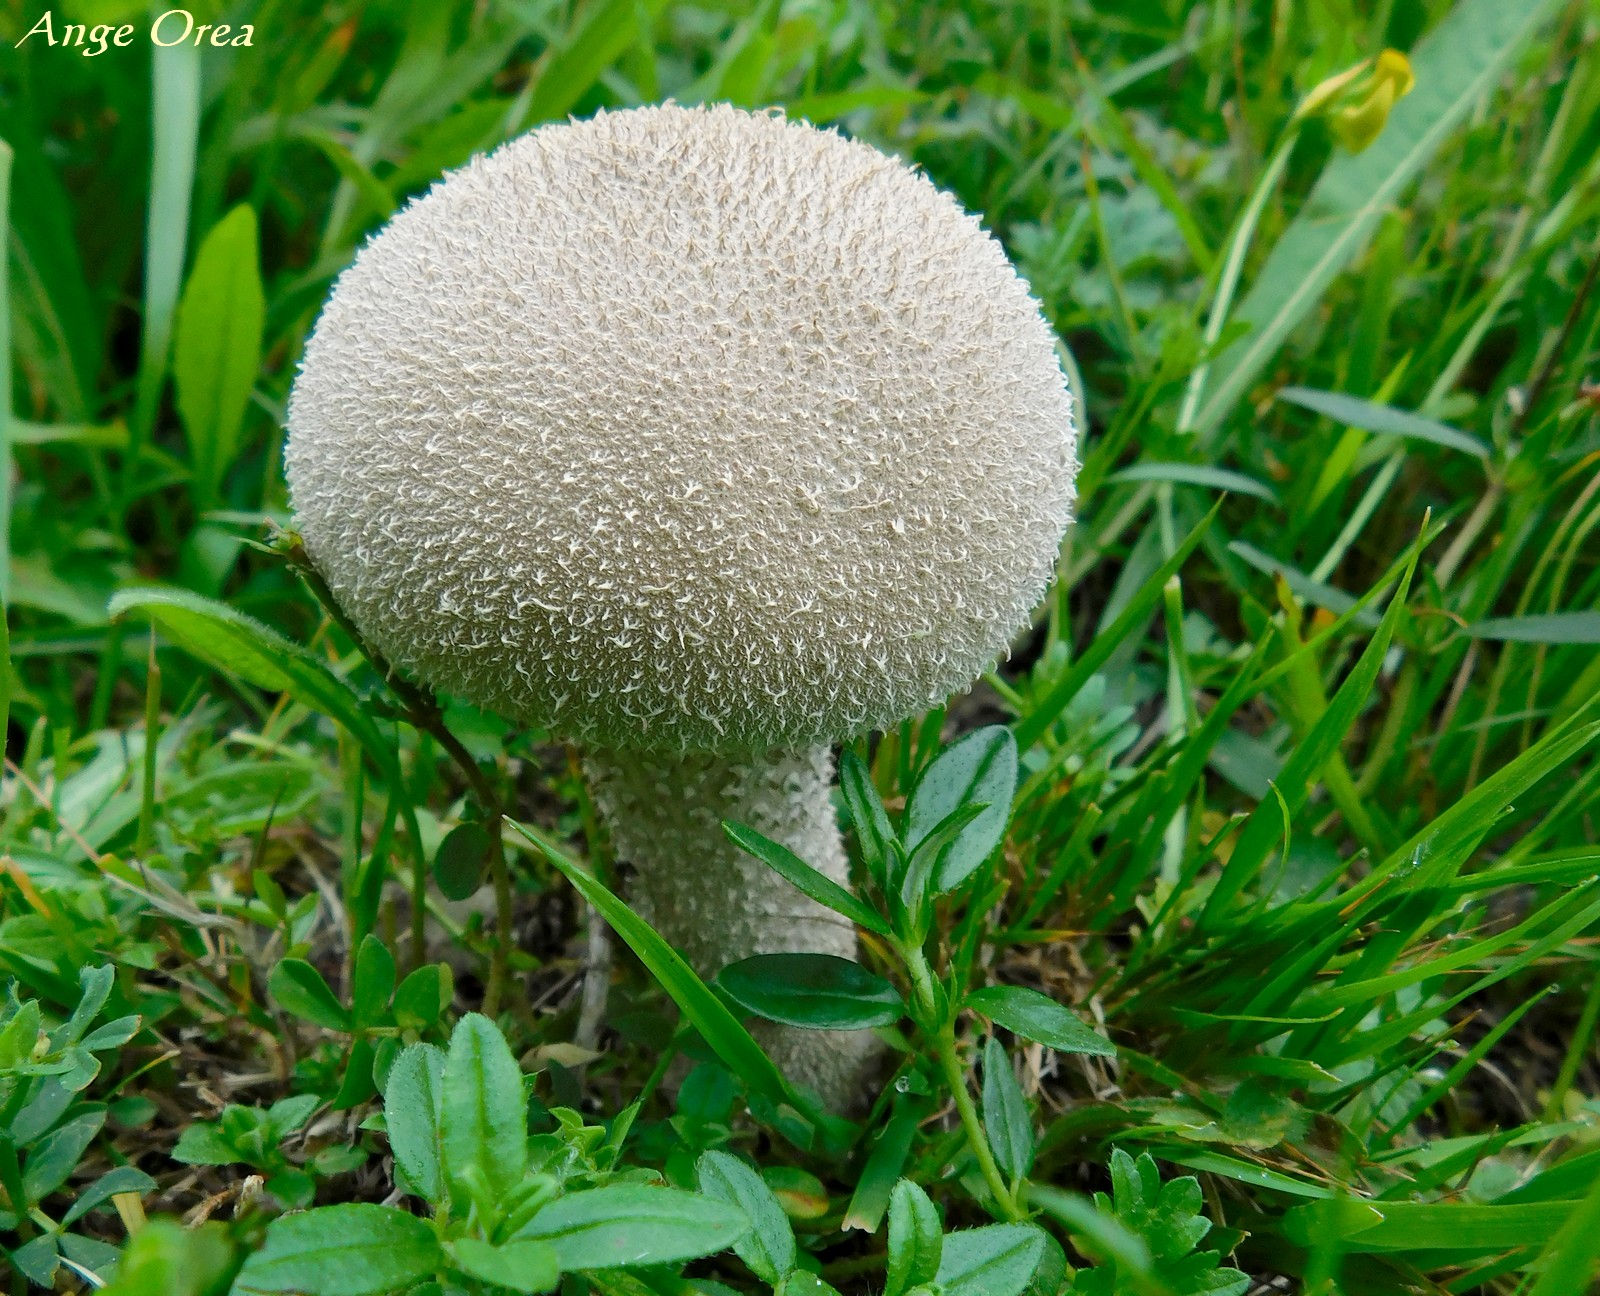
[583,745,879,1106]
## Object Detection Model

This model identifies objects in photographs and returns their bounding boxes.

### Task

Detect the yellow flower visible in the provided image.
[1295,49,1416,154]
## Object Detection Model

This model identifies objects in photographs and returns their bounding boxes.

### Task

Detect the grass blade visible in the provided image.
[130,41,201,459]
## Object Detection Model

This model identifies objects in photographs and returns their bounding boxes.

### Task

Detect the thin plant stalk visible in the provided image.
[1177,128,1300,435]
[285,538,516,1016]
[0,138,12,606]
[903,944,1022,1222]
[137,631,161,855]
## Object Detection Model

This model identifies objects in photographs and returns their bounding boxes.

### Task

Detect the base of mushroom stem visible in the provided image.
[581,743,885,1111]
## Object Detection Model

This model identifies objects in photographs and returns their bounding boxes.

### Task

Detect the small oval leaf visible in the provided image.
[351,934,396,1027]
[886,1179,942,1296]
[697,1150,797,1284]
[393,963,454,1030]
[268,959,351,1032]
[966,986,1114,1057]
[434,822,491,901]
[718,954,905,1031]
[935,1223,1048,1296]
[442,1014,527,1206]
[232,1202,442,1296]
[905,727,1018,892]
[514,1183,749,1270]
[981,1037,1035,1180]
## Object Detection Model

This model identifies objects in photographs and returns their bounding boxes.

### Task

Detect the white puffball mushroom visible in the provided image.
[286,103,1077,1107]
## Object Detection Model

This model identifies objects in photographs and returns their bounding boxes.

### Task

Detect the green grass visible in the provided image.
[3,1,1600,1293]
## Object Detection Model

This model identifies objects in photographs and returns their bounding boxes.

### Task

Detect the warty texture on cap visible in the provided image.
[286,103,1077,751]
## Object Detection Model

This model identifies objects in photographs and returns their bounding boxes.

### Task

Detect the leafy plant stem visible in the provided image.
[936,1021,1022,1222]
[903,943,1021,1222]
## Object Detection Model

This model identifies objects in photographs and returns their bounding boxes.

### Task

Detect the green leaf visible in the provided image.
[843,1106,920,1234]
[524,0,648,125]
[718,955,905,1031]
[433,821,491,901]
[80,1015,140,1052]
[386,1044,447,1204]
[332,1036,378,1112]
[441,1013,527,1207]
[62,1232,120,1279]
[352,935,397,1028]
[838,748,897,886]
[762,1166,830,1221]
[108,588,402,785]
[62,1165,157,1226]
[170,1121,238,1167]
[1229,541,1378,627]
[266,1094,320,1142]
[966,986,1114,1057]
[393,963,454,1031]
[1192,0,1563,435]
[1282,1197,1578,1253]
[982,1037,1035,1180]
[904,727,1017,892]
[1466,613,1600,645]
[173,204,264,506]
[885,1180,943,1296]
[232,1203,443,1296]
[447,1237,560,1294]
[54,964,114,1048]
[697,1150,798,1285]
[509,820,812,1125]
[1028,1183,1153,1277]
[1277,387,1488,458]
[515,1183,749,1271]
[1108,462,1280,501]
[935,1223,1047,1296]
[898,801,990,925]
[131,40,199,446]
[23,1109,105,1199]
[9,1235,59,1286]
[0,1000,42,1068]
[269,958,352,1032]
[722,820,891,937]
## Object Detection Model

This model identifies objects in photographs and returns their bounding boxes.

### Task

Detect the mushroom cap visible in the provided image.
[286,104,1077,752]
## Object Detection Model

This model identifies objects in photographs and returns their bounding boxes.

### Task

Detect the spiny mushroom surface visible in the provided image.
[286,103,1077,1108]
[286,104,1076,754]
